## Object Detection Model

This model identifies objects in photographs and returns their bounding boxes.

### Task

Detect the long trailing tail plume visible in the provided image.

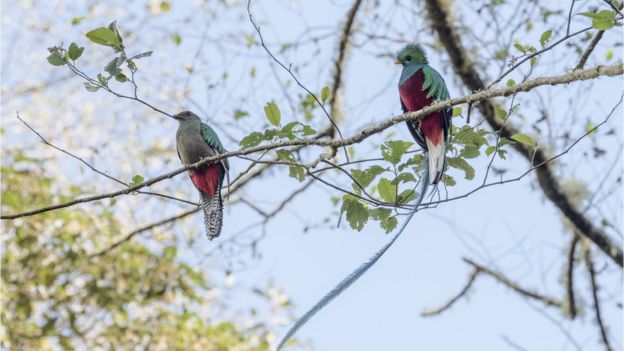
[275,158,431,350]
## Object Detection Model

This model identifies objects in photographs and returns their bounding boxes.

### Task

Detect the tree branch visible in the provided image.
[583,247,614,351]
[424,0,622,267]
[421,268,480,317]
[565,233,580,318]
[2,65,622,223]
[327,0,363,137]
[463,258,565,310]
[575,30,605,70]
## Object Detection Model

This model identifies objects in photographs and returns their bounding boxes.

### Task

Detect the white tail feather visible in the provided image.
[425,130,446,184]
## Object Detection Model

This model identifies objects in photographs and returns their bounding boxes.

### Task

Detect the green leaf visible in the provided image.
[351,165,386,189]
[163,246,177,261]
[114,73,128,82]
[381,140,413,165]
[321,86,330,103]
[494,105,508,120]
[447,157,475,180]
[605,50,613,61]
[130,51,153,60]
[452,107,462,117]
[172,33,182,45]
[498,149,508,159]
[301,124,316,136]
[369,208,397,233]
[513,42,526,54]
[381,217,398,233]
[264,101,281,126]
[275,149,294,161]
[233,109,249,120]
[68,42,84,61]
[460,145,480,159]
[453,126,488,146]
[71,16,86,25]
[97,73,107,85]
[104,57,124,76]
[83,82,101,92]
[442,174,456,186]
[288,166,305,182]
[395,172,416,184]
[341,196,369,231]
[539,29,553,47]
[506,79,516,87]
[510,133,534,146]
[129,174,144,187]
[485,145,496,156]
[397,189,417,203]
[47,51,66,66]
[579,10,616,30]
[377,178,397,203]
[239,132,265,148]
[530,56,537,66]
[85,27,121,49]
[369,207,391,221]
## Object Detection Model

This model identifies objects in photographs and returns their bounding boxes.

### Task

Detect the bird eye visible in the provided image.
[405,55,412,61]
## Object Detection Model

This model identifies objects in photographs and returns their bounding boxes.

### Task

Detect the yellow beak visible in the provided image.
[394,60,401,64]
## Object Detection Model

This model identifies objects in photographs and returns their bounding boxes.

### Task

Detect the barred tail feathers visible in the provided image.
[275,160,431,351]
[200,190,223,240]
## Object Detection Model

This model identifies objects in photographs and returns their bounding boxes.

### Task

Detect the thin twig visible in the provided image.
[565,234,579,318]
[16,112,197,206]
[421,268,480,317]
[327,0,363,137]
[463,258,565,310]
[575,30,605,70]
[583,247,614,351]
[246,0,344,142]
[88,208,196,258]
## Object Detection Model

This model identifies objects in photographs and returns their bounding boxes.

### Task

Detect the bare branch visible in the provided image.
[565,234,580,319]
[328,0,363,137]
[583,247,614,351]
[421,268,480,317]
[463,258,565,310]
[88,208,196,258]
[575,30,605,70]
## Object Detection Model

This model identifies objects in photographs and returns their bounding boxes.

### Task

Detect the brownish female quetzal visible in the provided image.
[174,111,229,239]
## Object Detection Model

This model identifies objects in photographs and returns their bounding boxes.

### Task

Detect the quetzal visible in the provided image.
[396,43,451,184]
[174,111,229,239]
[275,44,451,350]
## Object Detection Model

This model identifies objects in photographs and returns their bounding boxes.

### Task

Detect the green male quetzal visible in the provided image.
[396,43,451,184]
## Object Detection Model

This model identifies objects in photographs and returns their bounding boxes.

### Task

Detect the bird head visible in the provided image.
[395,43,428,66]
[173,110,200,122]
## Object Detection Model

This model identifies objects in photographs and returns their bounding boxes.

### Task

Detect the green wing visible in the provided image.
[422,65,450,101]
[200,123,229,188]
[200,123,227,153]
